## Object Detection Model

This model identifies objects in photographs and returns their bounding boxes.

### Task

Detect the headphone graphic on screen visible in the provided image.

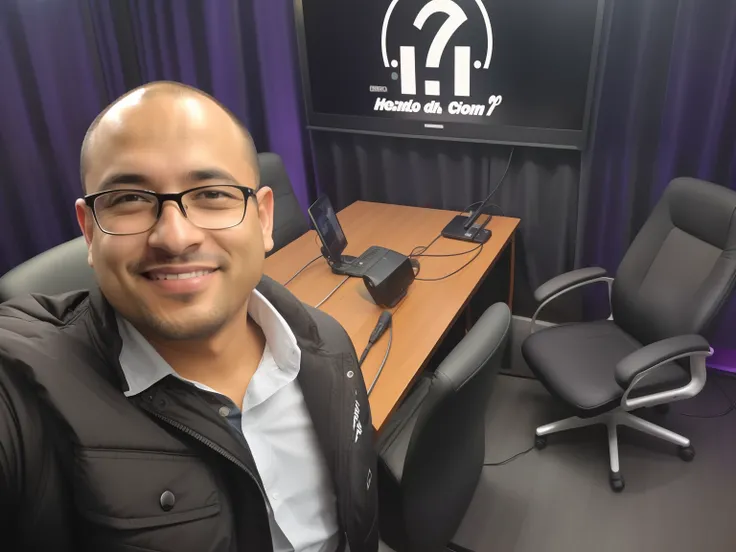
[380,0,494,98]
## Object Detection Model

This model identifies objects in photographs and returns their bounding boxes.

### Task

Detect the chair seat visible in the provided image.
[522,320,690,417]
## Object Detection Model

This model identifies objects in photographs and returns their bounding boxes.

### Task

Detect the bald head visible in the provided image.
[80,82,258,193]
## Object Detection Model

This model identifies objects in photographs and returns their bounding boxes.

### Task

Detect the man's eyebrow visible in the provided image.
[97,173,149,191]
[94,169,237,192]
[187,169,237,182]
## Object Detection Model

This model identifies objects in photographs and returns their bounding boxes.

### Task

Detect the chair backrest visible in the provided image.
[0,236,94,302]
[258,152,309,255]
[612,177,736,345]
[401,302,511,552]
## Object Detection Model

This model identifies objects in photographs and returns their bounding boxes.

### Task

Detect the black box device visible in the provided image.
[363,250,415,308]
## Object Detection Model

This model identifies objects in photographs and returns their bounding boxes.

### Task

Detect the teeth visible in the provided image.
[151,270,213,281]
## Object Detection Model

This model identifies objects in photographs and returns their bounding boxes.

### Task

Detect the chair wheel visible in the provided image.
[534,435,547,450]
[609,471,625,492]
[678,445,695,462]
[654,404,670,415]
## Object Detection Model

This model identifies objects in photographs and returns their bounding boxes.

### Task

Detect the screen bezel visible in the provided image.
[294,0,606,150]
[307,195,348,262]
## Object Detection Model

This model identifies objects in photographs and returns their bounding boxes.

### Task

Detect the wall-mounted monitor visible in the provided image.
[295,0,606,149]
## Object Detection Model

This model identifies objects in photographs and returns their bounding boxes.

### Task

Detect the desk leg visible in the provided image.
[507,234,516,311]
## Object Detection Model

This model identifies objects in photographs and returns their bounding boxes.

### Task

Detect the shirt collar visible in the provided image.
[117,289,302,398]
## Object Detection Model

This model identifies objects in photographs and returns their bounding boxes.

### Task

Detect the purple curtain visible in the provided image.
[579,0,736,361]
[0,0,107,270]
[0,0,311,277]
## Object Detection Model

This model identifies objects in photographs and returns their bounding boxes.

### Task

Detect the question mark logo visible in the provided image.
[415,0,468,96]
[382,0,494,97]
[393,0,468,96]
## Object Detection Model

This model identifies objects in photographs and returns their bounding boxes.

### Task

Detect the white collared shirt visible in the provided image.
[117,289,340,552]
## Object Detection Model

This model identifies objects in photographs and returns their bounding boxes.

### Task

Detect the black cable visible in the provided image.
[483,203,505,217]
[368,325,392,396]
[410,231,481,259]
[483,444,535,466]
[461,147,515,232]
[415,243,484,282]
[408,200,482,259]
[413,241,482,258]
[677,374,736,418]
[410,234,442,258]
[679,405,734,419]
[486,148,515,200]
[408,197,499,276]
[315,276,349,308]
[478,148,514,216]
[283,255,322,286]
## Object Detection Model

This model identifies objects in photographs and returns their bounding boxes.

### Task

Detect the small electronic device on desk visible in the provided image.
[308,195,391,277]
[441,203,493,244]
[362,249,415,308]
[441,148,516,244]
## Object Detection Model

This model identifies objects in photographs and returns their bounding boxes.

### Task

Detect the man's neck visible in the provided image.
[145,307,266,406]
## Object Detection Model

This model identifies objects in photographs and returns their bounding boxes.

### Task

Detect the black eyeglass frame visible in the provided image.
[83,184,257,236]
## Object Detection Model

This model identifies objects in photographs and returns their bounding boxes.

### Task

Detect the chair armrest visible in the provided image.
[615,335,711,389]
[534,267,608,303]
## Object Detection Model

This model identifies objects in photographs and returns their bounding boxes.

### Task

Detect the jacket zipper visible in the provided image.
[146,410,271,508]
[337,374,352,549]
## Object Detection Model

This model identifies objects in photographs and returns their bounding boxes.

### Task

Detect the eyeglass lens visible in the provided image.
[93,186,247,234]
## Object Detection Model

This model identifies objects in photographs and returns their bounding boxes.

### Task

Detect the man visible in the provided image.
[0,82,378,551]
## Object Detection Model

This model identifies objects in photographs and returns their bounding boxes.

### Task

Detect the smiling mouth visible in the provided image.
[143,269,218,281]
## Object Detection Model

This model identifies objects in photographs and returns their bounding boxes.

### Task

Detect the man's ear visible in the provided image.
[75,199,95,267]
[255,186,275,253]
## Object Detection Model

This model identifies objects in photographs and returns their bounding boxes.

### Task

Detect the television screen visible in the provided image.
[295,0,605,149]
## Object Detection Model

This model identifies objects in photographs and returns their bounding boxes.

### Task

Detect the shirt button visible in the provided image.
[272,491,280,501]
[218,406,230,417]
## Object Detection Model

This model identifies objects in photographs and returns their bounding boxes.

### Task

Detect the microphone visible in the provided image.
[442,148,515,243]
[369,311,392,344]
[463,148,515,230]
[358,311,392,367]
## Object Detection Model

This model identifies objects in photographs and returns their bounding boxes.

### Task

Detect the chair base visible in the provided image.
[535,409,693,492]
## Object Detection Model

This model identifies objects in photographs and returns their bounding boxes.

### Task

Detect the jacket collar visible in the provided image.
[253,276,325,353]
[87,275,326,393]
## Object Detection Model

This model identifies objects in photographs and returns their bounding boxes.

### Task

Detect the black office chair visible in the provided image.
[522,177,736,492]
[258,152,309,255]
[377,303,511,552]
[0,236,94,302]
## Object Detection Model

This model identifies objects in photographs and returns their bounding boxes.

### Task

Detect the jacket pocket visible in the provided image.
[73,448,220,530]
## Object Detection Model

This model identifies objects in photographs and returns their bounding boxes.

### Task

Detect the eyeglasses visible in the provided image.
[84,185,256,236]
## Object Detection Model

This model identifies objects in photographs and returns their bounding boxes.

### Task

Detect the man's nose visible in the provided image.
[147,202,205,254]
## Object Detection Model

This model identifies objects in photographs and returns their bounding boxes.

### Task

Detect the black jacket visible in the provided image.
[0,276,378,552]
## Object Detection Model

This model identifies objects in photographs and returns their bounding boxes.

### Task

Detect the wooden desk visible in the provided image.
[264,201,519,430]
